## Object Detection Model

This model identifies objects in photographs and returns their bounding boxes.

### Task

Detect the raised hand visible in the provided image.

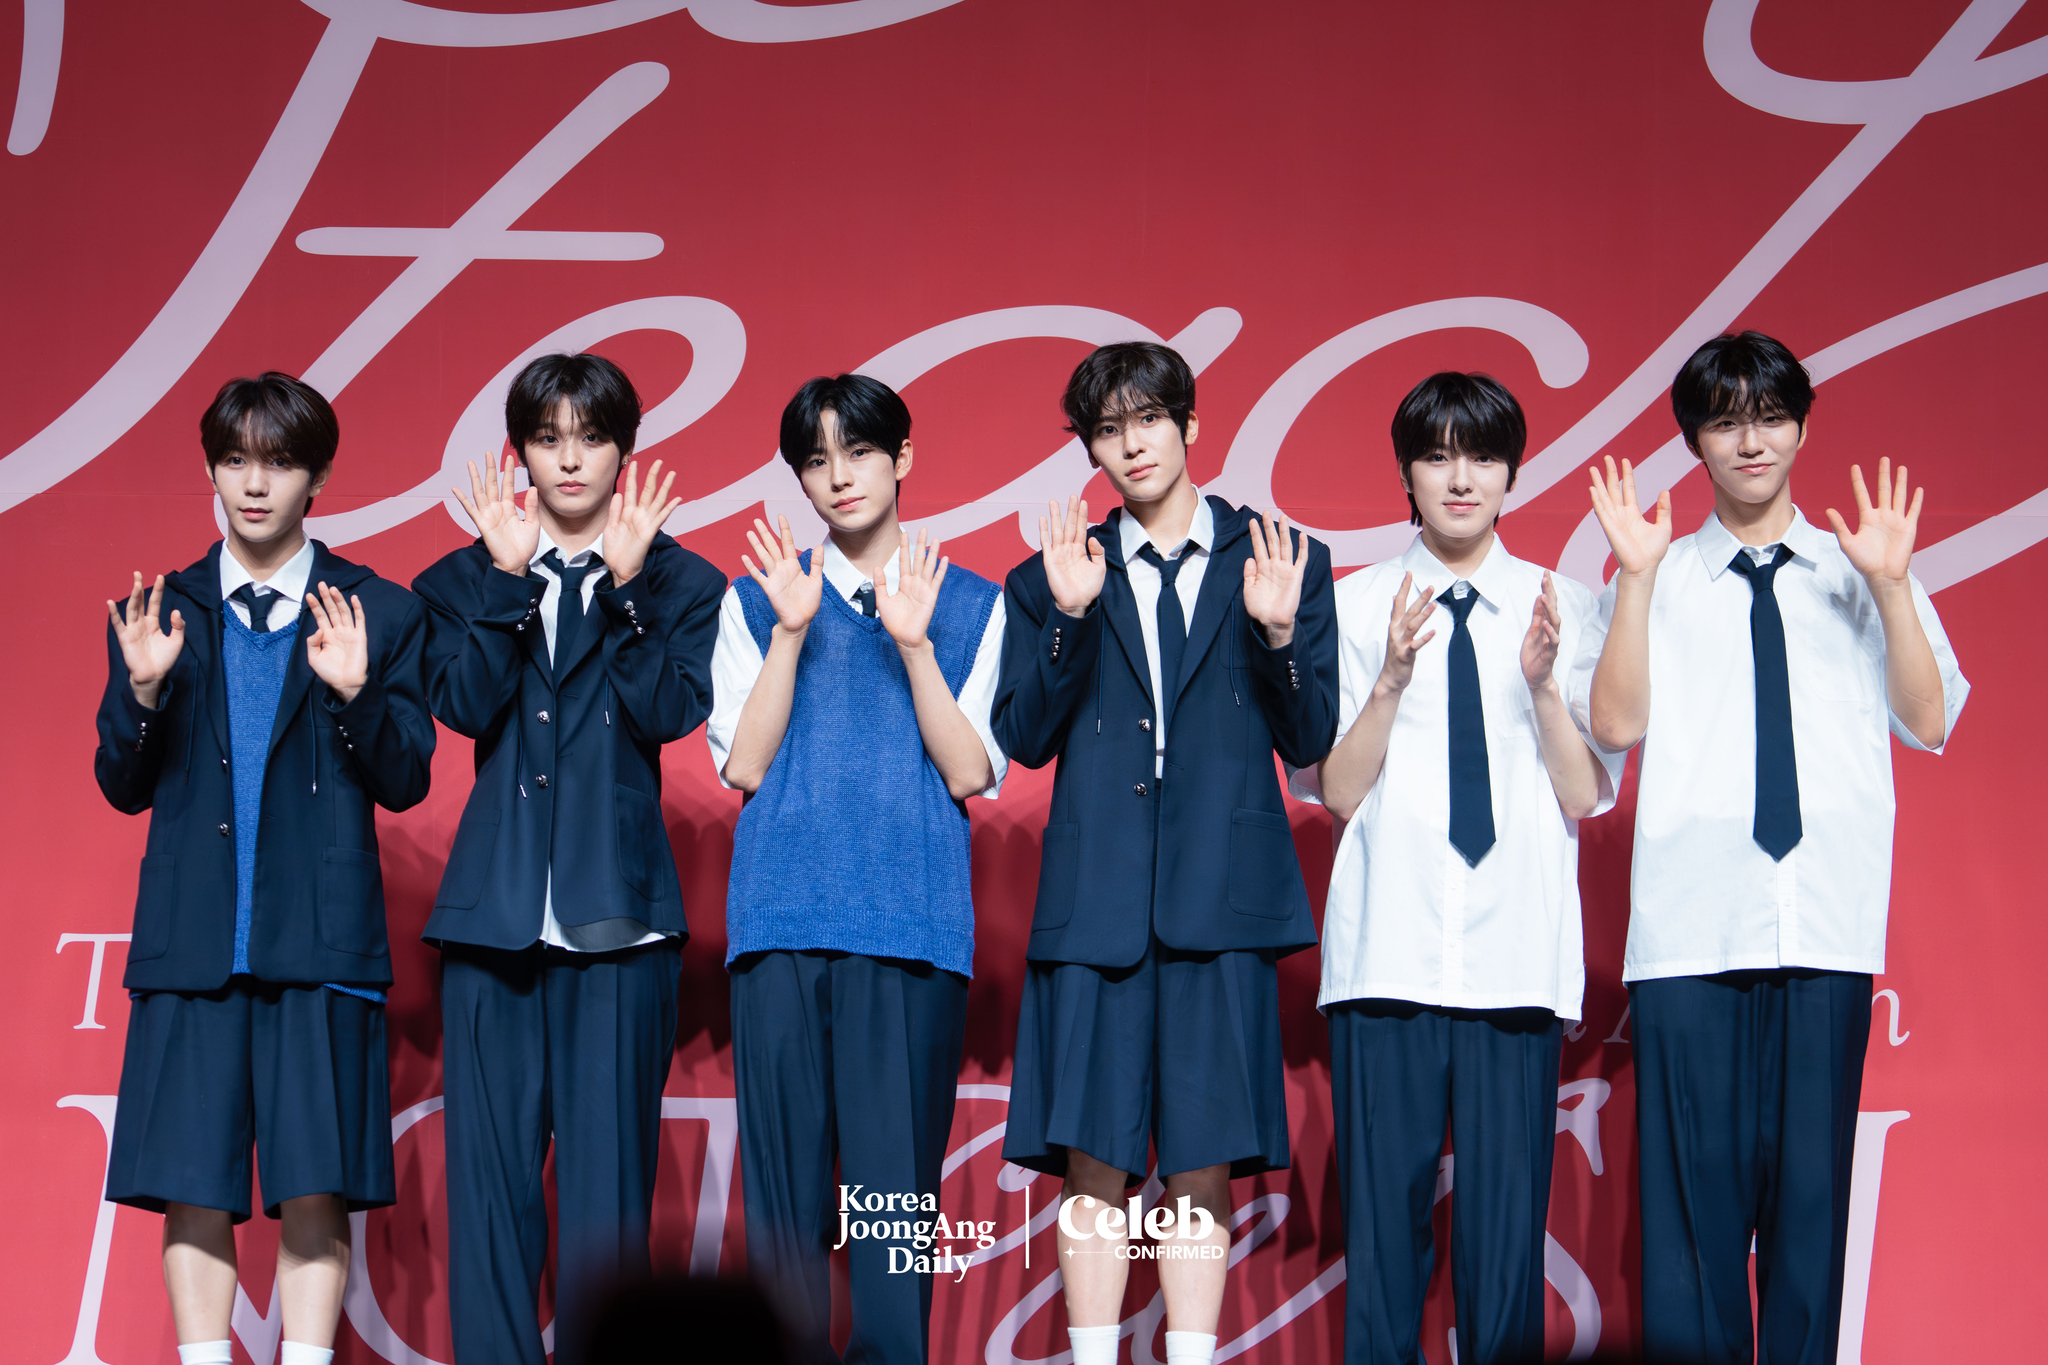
[875,528,950,651]
[305,581,369,704]
[108,571,185,708]
[741,515,826,634]
[1243,510,1305,647]
[1826,457,1921,587]
[453,454,542,575]
[1378,572,1437,694]
[604,457,683,586]
[1520,571,1564,690]
[1039,496,1106,618]
[1587,455,1672,577]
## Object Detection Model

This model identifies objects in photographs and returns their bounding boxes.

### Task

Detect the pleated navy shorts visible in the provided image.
[1003,936,1290,1183]
[107,979,395,1222]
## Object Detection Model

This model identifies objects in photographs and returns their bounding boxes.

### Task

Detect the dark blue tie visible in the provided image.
[1439,585,1495,867]
[541,549,597,682]
[1136,544,1188,715]
[853,583,878,617]
[231,583,277,633]
[1728,546,1802,860]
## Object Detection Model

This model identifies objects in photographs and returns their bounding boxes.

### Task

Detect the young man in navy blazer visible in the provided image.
[994,341,1339,1365]
[96,372,435,1365]
[411,353,725,1365]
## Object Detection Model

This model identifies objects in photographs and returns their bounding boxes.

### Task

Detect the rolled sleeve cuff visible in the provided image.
[481,565,548,626]
[595,572,657,639]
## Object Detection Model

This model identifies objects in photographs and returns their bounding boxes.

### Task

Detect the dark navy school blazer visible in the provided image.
[993,497,1339,968]
[411,534,725,948]
[94,542,436,992]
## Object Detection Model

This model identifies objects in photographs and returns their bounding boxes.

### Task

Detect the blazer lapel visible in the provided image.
[1093,523,1155,708]
[1172,537,1244,718]
[266,596,317,757]
[552,582,607,686]
[167,551,229,759]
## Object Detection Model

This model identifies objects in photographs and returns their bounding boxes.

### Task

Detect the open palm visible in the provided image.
[1587,455,1671,575]
[1826,457,1920,585]
[454,454,542,574]
[741,515,825,632]
[876,529,949,650]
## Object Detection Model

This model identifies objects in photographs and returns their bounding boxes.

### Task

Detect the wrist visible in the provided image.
[1525,673,1562,701]
[1258,620,1295,649]
[1866,571,1913,602]
[895,636,935,660]
[329,680,365,705]
[770,620,811,644]
[129,676,164,707]
[492,558,529,578]
[1053,596,1096,620]
[1372,672,1408,701]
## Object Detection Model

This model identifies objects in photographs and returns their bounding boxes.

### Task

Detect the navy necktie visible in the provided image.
[1136,544,1189,714]
[541,549,598,680]
[853,583,878,618]
[231,583,276,633]
[1728,546,1802,861]
[1439,584,1495,867]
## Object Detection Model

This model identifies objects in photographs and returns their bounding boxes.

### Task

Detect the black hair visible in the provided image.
[1061,342,1195,444]
[506,353,643,459]
[199,372,339,478]
[779,374,912,473]
[1671,330,1814,453]
[1390,372,1527,526]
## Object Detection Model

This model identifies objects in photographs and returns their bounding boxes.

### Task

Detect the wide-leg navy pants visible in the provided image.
[730,950,969,1365]
[1327,1000,1561,1365]
[439,941,680,1365]
[1632,969,1871,1365]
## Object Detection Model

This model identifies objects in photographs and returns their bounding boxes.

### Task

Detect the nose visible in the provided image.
[1736,422,1767,455]
[830,455,854,490]
[1447,457,1475,493]
[1121,421,1144,456]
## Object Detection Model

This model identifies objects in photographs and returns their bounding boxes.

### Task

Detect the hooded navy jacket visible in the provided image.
[410,534,724,948]
[993,497,1339,968]
[94,542,436,991]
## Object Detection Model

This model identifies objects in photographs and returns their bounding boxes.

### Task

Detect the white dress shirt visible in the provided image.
[527,530,672,953]
[1114,492,1215,779]
[705,539,1008,797]
[219,538,316,630]
[1289,536,1621,1020]
[1571,509,1969,983]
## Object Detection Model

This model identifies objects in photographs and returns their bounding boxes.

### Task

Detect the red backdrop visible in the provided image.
[7,2,2046,1361]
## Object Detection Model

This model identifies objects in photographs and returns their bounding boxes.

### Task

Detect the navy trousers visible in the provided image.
[439,941,680,1365]
[730,951,969,1365]
[1327,1000,1561,1365]
[1632,969,1871,1365]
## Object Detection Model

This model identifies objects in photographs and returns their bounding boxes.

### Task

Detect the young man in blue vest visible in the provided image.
[706,373,1007,1364]
[1298,373,1621,1365]
[1584,332,1968,1364]
[96,372,436,1365]
[412,353,726,1365]
[994,342,1339,1365]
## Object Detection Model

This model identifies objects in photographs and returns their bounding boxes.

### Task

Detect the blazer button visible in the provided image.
[220,758,229,771]
[1138,718,1152,732]
[538,710,550,723]
[1133,782,1147,796]
[217,822,231,836]
[535,774,549,788]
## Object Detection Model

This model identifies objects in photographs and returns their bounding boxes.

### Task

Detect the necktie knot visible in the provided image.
[1137,542,1187,586]
[853,583,878,618]
[540,548,602,680]
[1728,544,1792,593]
[1436,583,1481,624]
[230,583,277,633]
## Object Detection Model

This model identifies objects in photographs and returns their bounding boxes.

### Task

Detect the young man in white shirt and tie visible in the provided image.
[1294,372,1619,1365]
[1583,331,1968,1365]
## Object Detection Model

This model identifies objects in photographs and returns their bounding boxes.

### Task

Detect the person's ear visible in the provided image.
[1794,419,1809,452]
[893,440,914,482]
[1182,412,1199,448]
[1086,451,1102,471]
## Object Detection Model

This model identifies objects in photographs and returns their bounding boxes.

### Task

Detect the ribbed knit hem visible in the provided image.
[725,911,974,978]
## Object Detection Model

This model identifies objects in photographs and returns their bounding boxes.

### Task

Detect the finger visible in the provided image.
[1077,499,1090,536]
[521,487,539,522]
[778,515,798,558]
[1619,457,1639,510]
[1412,628,1437,650]
[1905,485,1923,527]
[1849,464,1872,519]
[1824,507,1851,541]
[1038,514,1052,553]
[453,486,482,524]
[932,556,950,591]
[1247,515,1269,571]
[147,574,166,628]
[1891,463,1907,515]
[1067,495,1084,544]
[1391,571,1412,619]
[1653,490,1671,528]
[655,470,677,516]
[125,571,146,624]
[468,460,488,509]
[741,553,770,589]
[1087,532,1106,565]
[167,609,185,642]
[927,537,943,579]
[1876,457,1891,514]
[812,542,829,579]
[350,593,367,634]
[306,589,333,635]
[1274,511,1295,565]
[1602,454,1621,498]
[656,494,683,527]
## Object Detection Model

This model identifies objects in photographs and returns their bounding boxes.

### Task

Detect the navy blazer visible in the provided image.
[94,542,436,991]
[994,498,1339,968]
[411,534,724,948]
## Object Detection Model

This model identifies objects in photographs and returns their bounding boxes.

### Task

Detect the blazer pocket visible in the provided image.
[127,853,177,961]
[1227,808,1299,919]
[439,802,499,910]
[319,848,390,957]
[1031,823,1080,932]
[614,783,668,901]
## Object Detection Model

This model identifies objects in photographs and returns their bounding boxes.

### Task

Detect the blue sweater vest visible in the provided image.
[725,555,998,976]
[224,608,299,975]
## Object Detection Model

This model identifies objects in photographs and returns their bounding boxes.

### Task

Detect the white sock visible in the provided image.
[280,1344,335,1365]
[1164,1329,1218,1365]
[1068,1324,1120,1365]
[176,1345,232,1365]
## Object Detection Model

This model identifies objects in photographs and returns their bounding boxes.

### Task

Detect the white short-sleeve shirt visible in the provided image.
[1290,535,1622,1021]
[705,539,1008,797]
[1571,509,1970,983]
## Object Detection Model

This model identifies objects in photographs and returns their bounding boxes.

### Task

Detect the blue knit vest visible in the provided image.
[724,555,999,976]
[223,606,297,976]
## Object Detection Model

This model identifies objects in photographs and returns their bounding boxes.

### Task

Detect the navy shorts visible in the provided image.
[1003,937,1290,1183]
[107,980,395,1221]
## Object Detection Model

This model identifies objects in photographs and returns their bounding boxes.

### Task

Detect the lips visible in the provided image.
[834,497,863,511]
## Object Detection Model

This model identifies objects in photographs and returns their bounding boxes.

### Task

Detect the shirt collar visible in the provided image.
[823,537,900,600]
[532,528,606,573]
[1694,508,1830,579]
[218,537,316,610]
[1396,531,1515,606]
[1117,487,1213,563]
